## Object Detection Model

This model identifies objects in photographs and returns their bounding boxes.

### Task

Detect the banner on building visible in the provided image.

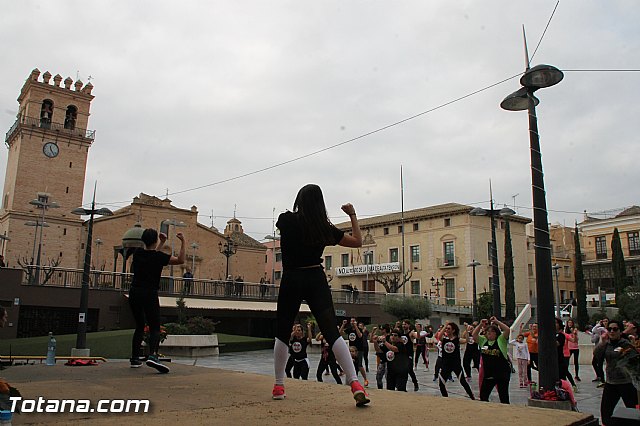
[335,262,400,277]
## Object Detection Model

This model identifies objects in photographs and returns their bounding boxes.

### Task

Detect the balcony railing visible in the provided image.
[5,116,96,143]
[19,266,480,314]
[437,257,458,268]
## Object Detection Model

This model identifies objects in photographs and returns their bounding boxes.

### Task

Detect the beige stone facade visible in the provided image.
[322,203,531,313]
[0,69,95,269]
[578,206,640,294]
[88,193,266,282]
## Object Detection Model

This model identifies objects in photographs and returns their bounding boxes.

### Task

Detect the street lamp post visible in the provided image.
[430,275,444,303]
[162,219,187,284]
[364,250,373,292]
[0,233,10,257]
[190,242,199,277]
[500,48,564,390]
[24,220,48,282]
[552,263,561,318]
[264,234,280,284]
[467,260,481,321]
[29,194,59,284]
[219,236,237,281]
[94,238,103,270]
[71,189,113,355]
[469,203,515,318]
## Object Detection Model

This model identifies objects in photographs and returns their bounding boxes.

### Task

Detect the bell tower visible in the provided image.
[0,68,95,268]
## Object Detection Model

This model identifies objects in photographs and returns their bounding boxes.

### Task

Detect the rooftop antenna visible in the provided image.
[512,193,519,212]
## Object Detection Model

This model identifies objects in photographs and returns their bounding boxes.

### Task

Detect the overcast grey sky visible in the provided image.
[1,1,638,241]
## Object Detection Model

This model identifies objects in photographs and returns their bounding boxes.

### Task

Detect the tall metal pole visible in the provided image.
[553,263,561,317]
[527,90,559,391]
[34,204,46,284]
[76,197,95,350]
[271,208,276,284]
[400,166,406,295]
[468,260,481,322]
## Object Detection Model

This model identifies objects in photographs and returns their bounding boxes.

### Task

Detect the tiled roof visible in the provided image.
[229,231,266,250]
[616,205,640,218]
[334,202,530,230]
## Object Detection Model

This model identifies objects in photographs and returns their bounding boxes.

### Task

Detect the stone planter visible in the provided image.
[159,334,220,357]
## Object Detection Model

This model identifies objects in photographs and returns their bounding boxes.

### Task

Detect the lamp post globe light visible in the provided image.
[71,192,113,355]
[219,236,237,281]
[467,260,481,321]
[469,203,515,318]
[500,55,563,391]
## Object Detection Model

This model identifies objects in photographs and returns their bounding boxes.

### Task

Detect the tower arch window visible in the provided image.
[40,99,54,129]
[64,105,77,130]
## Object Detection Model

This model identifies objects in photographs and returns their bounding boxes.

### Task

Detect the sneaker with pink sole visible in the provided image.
[350,381,370,407]
[272,384,286,400]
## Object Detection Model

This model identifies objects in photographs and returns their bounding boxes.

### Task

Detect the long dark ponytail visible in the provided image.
[293,184,337,245]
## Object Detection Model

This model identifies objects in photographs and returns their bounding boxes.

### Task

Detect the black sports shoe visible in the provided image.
[414,382,419,391]
[130,358,143,368]
[146,355,170,373]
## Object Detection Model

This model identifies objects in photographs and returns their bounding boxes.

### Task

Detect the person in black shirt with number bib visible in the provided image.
[384,328,410,391]
[129,228,185,373]
[271,184,370,407]
[437,322,475,399]
[401,320,420,391]
[289,323,313,380]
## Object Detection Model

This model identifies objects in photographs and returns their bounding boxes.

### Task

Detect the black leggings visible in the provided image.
[600,382,638,426]
[480,376,510,404]
[439,362,474,399]
[527,352,539,381]
[560,357,576,386]
[292,359,309,380]
[415,344,428,367]
[316,357,342,384]
[276,268,340,346]
[129,287,161,358]
[463,344,480,377]
[387,368,408,391]
[569,349,579,377]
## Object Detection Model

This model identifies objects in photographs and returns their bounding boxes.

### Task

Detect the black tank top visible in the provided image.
[289,336,309,361]
[480,339,510,379]
[441,335,461,364]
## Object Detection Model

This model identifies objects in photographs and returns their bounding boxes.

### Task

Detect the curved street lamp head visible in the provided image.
[499,207,516,217]
[469,207,488,216]
[95,208,113,216]
[467,260,481,267]
[500,87,539,111]
[521,64,564,89]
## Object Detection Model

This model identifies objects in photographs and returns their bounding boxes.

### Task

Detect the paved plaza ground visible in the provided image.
[175,349,606,418]
[0,348,612,425]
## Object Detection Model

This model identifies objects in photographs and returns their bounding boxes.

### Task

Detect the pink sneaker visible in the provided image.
[272,384,286,400]
[350,381,370,407]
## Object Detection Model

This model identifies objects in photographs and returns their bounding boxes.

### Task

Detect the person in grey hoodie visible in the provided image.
[594,319,638,425]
